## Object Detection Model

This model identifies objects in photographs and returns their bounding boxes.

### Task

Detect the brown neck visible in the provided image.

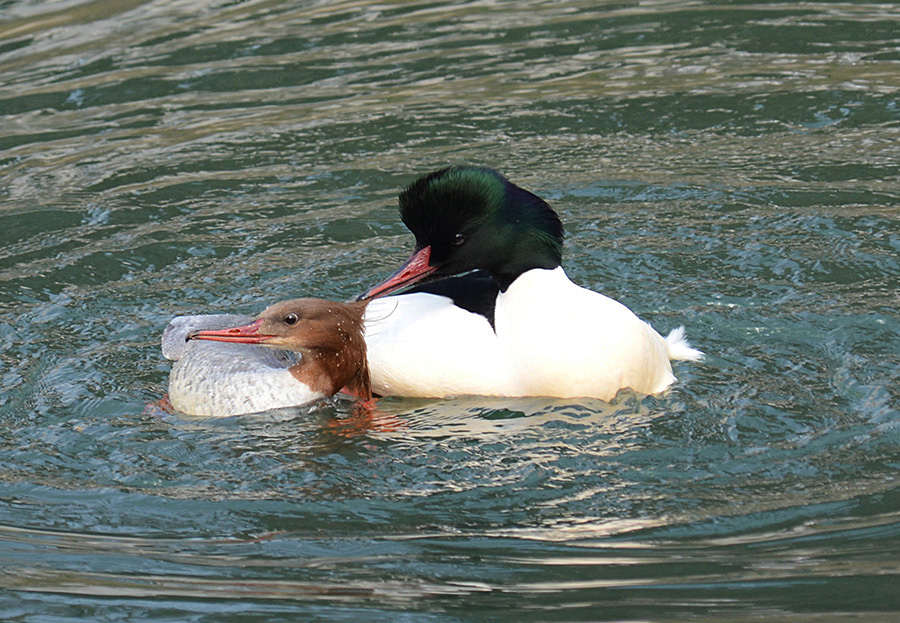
[288,301,371,400]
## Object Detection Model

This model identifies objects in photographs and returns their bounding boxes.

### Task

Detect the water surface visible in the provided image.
[1,1,899,621]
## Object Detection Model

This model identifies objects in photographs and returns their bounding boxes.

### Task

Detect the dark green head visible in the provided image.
[359,167,564,299]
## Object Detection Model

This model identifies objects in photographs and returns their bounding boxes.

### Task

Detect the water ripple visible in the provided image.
[1,0,899,620]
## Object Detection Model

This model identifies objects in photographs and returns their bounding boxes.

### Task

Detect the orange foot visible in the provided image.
[326,397,407,436]
[144,395,175,416]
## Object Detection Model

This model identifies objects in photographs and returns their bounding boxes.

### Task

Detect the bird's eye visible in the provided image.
[283,313,299,325]
[451,233,466,246]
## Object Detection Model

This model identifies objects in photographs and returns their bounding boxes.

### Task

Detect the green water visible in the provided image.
[1,1,899,621]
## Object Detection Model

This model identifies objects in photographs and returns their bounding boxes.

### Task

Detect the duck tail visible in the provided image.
[665,326,704,362]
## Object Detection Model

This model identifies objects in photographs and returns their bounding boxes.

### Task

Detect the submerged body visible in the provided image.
[163,300,370,417]
[164,314,312,416]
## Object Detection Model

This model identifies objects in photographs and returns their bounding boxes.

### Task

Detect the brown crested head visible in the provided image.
[189,298,371,400]
[250,298,359,349]
[257,298,371,399]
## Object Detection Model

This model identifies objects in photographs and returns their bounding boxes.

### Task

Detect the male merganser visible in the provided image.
[163,298,370,417]
[359,166,702,401]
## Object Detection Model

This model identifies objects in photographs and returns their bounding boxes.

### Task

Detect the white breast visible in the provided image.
[363,293,509,397]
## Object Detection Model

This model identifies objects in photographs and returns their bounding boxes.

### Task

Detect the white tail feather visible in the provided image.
[665,326,704,361]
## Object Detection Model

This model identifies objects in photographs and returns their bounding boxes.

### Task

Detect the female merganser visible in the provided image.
[359,166,702,401]
[163,298,370,417]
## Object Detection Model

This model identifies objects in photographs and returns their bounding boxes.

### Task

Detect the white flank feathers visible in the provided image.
[363,267,700,401]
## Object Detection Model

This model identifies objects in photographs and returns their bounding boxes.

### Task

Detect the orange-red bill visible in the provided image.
[358,246,438,300]
[187,318,271,344]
